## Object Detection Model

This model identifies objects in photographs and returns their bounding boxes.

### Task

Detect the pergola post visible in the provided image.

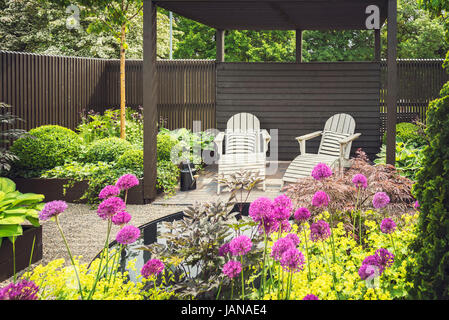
[216,29,225,62]
[386,0,397,165]
[143,0,158,201]
[374,28,381,61]
[296,29,303,63]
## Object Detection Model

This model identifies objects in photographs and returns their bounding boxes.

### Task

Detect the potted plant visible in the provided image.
[0,177,44,282]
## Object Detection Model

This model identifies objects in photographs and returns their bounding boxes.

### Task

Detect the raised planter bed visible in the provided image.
[0,225,43,282]
[12,178,146,204]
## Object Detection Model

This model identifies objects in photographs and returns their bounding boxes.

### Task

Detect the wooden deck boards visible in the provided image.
[152,161,290,206]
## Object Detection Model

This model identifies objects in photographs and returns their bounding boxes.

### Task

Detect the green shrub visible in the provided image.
[406,82,449,299]
[157,134,179,162]
[382,122,426,147]
[10,125,82,171]
[84,137,132,163]
[156,160,180,196]
[116,149,143,173]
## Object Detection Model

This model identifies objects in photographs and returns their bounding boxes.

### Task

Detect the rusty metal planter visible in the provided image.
[0,225,43,282]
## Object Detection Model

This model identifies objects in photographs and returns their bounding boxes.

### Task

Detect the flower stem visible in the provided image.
[322,241,339,300]
[302,227,312,282]
[240,255,245,300]
[55,216,84,300]
[11,236,16,283]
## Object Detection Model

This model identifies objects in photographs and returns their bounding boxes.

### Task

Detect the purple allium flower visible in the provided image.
[372,192,390,209]
[272,194,293,221]
[352,174,368,189]
[375,248,395,271]
[97,197,126,220]
[260,217,279,235]
[0,279,39,300]
[98,185,121,200]
[285,233,301,246]
[312,190,330,208]
[294,207,311,223]
[280,248,305,273]
[115,225,140,245]
[278,219,292,233]
[218,243,231,257]
[358,263,380,280]
[111,211,132,226]
[222,260,242,279]
[141,259,165,279]
[362,254,380,268]
[249,197,273,223]
[116,174,139,191]
[414,200,420,210]
[380,218,397,234]
[229,235,252,256]
[271,237,296,261]
[311,163,333,181]
[38,200,67,221]
[303,294,319,300]
[309,220,331,242]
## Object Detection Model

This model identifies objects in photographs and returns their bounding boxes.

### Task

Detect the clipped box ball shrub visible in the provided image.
[84,137,132,163]
[10,125,82,170]
[382,122,426,147]
[157,134,179,162]
[116,149,143,172]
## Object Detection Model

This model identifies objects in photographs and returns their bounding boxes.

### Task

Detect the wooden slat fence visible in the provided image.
[380,59,449,137]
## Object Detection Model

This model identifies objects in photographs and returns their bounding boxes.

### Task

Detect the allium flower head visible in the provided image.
[294,207,311,222]
[97,197,126,220]
[303,294,319,300]
[0,280,39,300]
[309,220,331,242]
[271,237,296,261]
[111,211,132,226]
[358,263,380,280]
[312,190,330,208]
[229,235,252,256]
[278,219,292,233]
[249,197,273,223]
[280,248,305,272]
[218,243,231,257]
[116,174,139,191]
[285,233,301,246]
[116,225,140,245]
[272,194,293,221]
[373,192,390,209]
[39,200,67,221]
[222,260,242,279]
[311,163,333,181]
[141,259,165,279]
[352,174,368,189]
[375,248,395,271]
[380,218,396,234]
[98,185,121,200]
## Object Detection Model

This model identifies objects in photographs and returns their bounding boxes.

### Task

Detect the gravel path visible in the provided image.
[0,203,184,287]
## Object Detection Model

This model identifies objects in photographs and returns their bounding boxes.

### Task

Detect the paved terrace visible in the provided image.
[152,161,290,206]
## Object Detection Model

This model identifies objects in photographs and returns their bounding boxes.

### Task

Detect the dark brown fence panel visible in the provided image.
[0,51,107,135]
[380,59,449,137]
[102,59,216,131]
[216,62,381,161]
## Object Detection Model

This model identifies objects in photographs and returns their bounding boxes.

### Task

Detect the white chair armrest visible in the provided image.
[339,133,361,145]
[295,131,322,155]
[214,132,225,156]
[295,131,322,142]
[261,129,271,153]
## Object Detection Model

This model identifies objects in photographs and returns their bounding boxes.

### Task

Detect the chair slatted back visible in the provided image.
[318,113,356,159]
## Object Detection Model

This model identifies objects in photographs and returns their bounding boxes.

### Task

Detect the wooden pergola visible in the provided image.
[142,0,398,201]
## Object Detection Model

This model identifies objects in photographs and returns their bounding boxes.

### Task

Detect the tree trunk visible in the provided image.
[120,23,126,139]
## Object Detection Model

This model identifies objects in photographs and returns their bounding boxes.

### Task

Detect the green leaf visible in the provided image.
[0,177,16,193]
[0,215,26,225]
[0,224,22,238]
[10,193,45,207]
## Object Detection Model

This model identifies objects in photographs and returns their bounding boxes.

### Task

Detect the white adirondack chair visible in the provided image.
[282,113,361,186]
[214,113,271,194]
